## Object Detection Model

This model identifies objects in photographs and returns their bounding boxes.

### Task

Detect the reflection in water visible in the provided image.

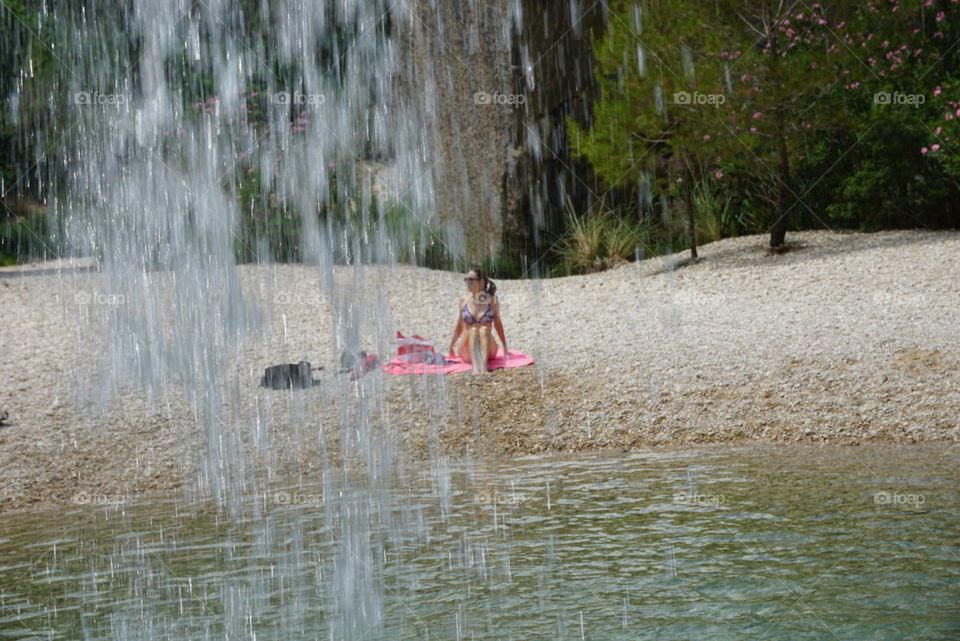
[1,445,957,640]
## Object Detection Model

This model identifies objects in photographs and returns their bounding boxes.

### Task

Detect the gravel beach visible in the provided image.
[1,229,958,512]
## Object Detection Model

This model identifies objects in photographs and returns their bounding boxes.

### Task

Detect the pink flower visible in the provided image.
[749,126,758,133]
[937,11,945,22]
[714,170,724,179]
[752,111,762,120]
[703,134,711,141]
[936,126,943,134]
[935,86,942,96]
[921,147,929,155]
[932,144,941,152]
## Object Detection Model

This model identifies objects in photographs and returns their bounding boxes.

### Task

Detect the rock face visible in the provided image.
[392,1,606,265]
[394,0,520,262]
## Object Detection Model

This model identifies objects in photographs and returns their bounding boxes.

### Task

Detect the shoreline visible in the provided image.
[1,229,958,513]
[2,441,956,517]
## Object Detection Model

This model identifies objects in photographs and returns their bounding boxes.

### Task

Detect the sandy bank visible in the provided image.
[1,229,958,512]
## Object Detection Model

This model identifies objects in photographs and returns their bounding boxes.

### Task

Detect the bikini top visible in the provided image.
[462,300,494,325]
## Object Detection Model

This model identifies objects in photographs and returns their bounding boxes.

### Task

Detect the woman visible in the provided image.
[447,268,508,374]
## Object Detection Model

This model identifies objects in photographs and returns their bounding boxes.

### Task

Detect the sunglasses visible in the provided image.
[464,277,479,283]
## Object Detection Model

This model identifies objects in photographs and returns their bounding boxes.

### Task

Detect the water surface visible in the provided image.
[0,445,956,640]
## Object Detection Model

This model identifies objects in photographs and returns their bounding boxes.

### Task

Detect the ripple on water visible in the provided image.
[0,445,957,641]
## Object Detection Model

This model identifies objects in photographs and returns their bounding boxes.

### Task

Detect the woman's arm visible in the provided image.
[492,297,507,353]
[448,300,464,356]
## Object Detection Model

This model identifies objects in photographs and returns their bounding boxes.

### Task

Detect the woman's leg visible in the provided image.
[458,327,476,363]
[475,325,492,373]
[486,331,498,361]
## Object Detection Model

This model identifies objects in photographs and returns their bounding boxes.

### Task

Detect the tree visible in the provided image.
[717,0,863,248]
[571,0,868,251]
[568,0,739,259]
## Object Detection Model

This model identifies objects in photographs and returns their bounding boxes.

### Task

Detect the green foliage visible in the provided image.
[693,177,738,243]
[372,200,449,267]
[567,0,960,258]
[3,0,958,277]
[554,200,651,276]
[568,0,733,183]
[0,200,52,265]
[233,165,303,263]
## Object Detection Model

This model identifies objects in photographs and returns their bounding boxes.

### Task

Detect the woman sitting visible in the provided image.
[447,268,508,374]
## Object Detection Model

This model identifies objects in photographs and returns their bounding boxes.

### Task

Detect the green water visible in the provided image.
[0,445,957,640]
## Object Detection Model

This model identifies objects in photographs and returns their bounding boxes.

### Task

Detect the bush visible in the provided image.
[554,203,651,275]
[0,200,52,265]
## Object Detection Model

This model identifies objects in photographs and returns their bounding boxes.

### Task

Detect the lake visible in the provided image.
[0,445,956,640]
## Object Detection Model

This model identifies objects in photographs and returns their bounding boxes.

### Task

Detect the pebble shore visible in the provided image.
[1,229,958,512]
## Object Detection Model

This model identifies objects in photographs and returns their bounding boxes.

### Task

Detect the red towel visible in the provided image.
[383,349,535,375]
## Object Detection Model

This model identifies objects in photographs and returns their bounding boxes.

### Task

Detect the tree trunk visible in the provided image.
[769,119,791,248]
[683,158,698,259]
[768,28,790,249]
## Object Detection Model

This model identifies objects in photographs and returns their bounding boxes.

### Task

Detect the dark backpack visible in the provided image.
[260,361,319,390]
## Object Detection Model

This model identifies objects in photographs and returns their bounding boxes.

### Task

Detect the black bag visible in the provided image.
[260,361,319,390]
